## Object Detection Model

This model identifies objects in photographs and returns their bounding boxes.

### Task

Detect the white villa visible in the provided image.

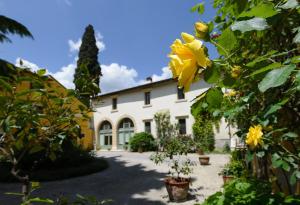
[92,78,232,151]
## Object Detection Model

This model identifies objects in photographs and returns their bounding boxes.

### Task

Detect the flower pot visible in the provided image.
[164,177,190,202]
[138,147,143,153]
[222,175,234,184]
[199,156,210,165]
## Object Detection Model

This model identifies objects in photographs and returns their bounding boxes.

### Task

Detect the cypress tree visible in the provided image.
[74,24,101,106]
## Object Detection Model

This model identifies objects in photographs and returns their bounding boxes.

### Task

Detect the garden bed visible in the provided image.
[0,157,108,182]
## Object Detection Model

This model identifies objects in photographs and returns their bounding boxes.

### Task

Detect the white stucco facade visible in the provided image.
[92,79,231,151]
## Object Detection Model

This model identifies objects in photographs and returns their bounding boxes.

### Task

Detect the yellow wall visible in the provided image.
[12,71,94,150]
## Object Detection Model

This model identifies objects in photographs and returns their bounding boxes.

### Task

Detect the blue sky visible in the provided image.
[1,0,217,92]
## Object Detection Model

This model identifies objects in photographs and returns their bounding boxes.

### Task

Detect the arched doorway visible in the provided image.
[118,118,134,150]
[99,121,112,150]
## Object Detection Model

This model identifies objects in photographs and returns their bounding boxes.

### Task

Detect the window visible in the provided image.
[112,98,117,110]
[144,121,151,133]
[144,92,151,105]
[177,87,185,99]
[178,118,186,135]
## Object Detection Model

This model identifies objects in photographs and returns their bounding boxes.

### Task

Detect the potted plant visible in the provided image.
[151,136,194,202]
[220,160,245,184]
[192,116,215,165]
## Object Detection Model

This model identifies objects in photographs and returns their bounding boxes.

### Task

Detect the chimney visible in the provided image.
[146,76,152,83]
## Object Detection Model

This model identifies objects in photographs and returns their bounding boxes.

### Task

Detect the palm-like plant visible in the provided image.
[0,15,33,42]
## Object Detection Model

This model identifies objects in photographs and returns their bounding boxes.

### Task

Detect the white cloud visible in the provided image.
[68,31,105,54]
[15,59,172,94]
[15,57,76,89]
[101,63,138,93]
[101,65,172,93]
[51,63,76,89]
[148,66,172,82]
[68,39,81,53]
[15,58,42,73]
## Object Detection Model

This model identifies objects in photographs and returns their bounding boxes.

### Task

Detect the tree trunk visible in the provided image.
[11,165,31,202]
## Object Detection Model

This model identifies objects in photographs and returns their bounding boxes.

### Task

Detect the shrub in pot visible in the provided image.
[193,115,215,165]
[220,160,245,184]
[129,132,156,152]
[151,136,194,202]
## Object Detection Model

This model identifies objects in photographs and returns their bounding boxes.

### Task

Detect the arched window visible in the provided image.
[99,121,112,149]
[117,118,134,150]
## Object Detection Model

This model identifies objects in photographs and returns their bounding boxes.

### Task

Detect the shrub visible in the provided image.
[192,115,215,152]
[223,142,231,153]
[129,132,156,152]
[201,179,300,205]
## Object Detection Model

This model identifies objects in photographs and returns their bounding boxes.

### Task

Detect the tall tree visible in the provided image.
[74,25,101,106]
[0,15,33,43]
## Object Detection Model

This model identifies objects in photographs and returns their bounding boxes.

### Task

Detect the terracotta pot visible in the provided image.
[222,175,234,184]
[199,156,210,165]
[164,177,190,202]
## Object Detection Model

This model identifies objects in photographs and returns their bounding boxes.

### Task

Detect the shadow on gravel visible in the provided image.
[0,155,166,205]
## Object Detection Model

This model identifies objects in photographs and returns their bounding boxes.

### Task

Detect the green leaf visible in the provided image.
[0,78,13,92]
[190,3,205,14]
[239,2,277,18]
[27,197,54,204]
[204,63,221,83]
[279,0,299,10]
[258,64,296,92]
[264,98,288,117]
[29,145,44,154]
[282,132,298,140]
[246,50,278,67]
[231,17,269,33]
[206,88,223,110]
[282,161,291,172]
[216,27,237,55]
[291,55,300,63]
[250,63,281,77]
[256,151,265,158]
[293,30,300,44]
[37,69,46,76]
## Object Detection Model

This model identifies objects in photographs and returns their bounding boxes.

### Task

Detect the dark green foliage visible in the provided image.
[129,132,156,152]
[74,25,101,106]
[223,142,231,153]
[201,179,300,205]
[0,15,33,43]
[0,140,108,182]
[192,115,215,152]
[221,160,246,177]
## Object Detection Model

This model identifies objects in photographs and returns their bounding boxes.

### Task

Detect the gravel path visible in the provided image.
[0,152,229,205]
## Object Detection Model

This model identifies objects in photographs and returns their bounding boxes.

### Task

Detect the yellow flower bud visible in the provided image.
[231,66,241,78]
[195,22,209,39]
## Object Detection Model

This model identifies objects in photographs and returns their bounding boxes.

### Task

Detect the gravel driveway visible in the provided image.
[0,152,229,205]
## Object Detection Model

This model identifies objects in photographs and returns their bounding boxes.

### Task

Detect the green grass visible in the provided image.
[0,158,108,182]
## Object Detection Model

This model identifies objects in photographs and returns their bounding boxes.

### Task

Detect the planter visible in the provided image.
[164,177,190,202]
[222,175,234,184]
[199,156,210,165]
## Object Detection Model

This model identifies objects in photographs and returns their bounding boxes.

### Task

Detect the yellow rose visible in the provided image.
[195,22,209,39]
[246,125,263,149]
[231,66,241,78]
[168,32,211,91]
